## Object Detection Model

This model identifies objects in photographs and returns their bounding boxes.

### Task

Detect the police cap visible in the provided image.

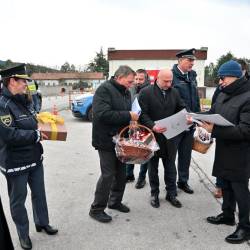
[0,64,31,81]
[176,48,196,60]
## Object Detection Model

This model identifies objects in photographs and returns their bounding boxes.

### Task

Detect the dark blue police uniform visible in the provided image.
[172,49,200,191]
[0,65,49,242]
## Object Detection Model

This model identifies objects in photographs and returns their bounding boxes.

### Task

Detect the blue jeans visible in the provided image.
[126,163,148,180]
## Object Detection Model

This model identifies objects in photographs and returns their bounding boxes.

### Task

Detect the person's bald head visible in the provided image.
[157,69,173,90]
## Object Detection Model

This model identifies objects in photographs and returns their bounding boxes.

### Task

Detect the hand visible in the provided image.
[186,115,193,125]
[38,127,48,141]
[200,122,214,133]
[130,112,139,121]
[153,125,167,133]
[41,132,49,140]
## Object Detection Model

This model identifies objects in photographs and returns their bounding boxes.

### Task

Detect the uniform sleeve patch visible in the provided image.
[0,114,12,126]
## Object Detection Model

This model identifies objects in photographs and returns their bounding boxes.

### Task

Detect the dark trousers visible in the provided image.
[222,179,250,228]
[0,197,14,250]
[174,130,194,183]
[148,155,177,196]
[126,163,148,180]
[6,164,49,239]
[91,150,127,212]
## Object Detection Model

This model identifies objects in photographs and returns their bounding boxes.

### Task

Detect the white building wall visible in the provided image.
[109,59,206,87]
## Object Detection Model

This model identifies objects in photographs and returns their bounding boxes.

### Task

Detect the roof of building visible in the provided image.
[31,72,105,80]
[108,49,208,60]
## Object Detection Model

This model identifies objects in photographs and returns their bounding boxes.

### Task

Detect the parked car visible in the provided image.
[71,93,93,121]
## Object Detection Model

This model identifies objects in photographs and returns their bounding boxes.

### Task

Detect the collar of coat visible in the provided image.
[221,77,250,102]
[1,85,31,107]
[172,64,197,82]
[109,77,130,95]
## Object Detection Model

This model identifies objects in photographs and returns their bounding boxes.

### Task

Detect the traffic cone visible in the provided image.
[52,104,58,115]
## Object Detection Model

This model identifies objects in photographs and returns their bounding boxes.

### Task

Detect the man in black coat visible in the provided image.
[139,69,186,208]
[201,60,250,244]
[89,65,139,223]
[172,48,201,195]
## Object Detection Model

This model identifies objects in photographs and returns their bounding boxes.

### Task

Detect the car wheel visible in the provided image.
[87,107,93,121]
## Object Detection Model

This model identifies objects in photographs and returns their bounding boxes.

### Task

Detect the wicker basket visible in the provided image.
[192,138,213,154]
[116,123,156,164]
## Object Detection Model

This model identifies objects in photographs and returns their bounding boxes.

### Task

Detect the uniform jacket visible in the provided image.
[0,86,42,176]
[139,83,186,158]
[92,77,131,151]
[210,77,250,181]
[172,64,200,112]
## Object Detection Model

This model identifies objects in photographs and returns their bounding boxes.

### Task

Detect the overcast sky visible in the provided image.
[1,0,250,69]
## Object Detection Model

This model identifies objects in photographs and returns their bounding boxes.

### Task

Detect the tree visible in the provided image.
[86,47,109,78]
[60,62,71,72]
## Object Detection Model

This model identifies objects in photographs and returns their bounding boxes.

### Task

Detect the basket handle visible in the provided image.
[118,122,156,142]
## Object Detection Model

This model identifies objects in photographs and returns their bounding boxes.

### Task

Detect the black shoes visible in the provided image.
[89,210,112,223]
[19,236,32,250]
[150,195,160,208]
[225,226,250,244]
[35,225,58,235]
[126,175,135,183]
[178,182,194,194]
[108,203,130,213]
[135,179,146,189]
[166,194,182,208]
[207,213,235,226]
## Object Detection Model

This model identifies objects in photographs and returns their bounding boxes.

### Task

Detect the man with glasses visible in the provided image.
[201,60,250,244]
[172,48,200,195]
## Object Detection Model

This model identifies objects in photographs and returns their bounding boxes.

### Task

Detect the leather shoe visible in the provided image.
[19,236,32,250]
[225,226,250,244]
[178,182,194,194]
[108,203,130,213]
[35,225,58,235]
[207,213,235,226]
[150,195,160,208]
[166,194,182,208]
[135,179,146,189]
[89,210,112,223]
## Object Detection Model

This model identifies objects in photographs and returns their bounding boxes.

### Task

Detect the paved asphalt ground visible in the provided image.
[1,107,250,250]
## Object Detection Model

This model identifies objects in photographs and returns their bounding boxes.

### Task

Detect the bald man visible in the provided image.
[139,69,186,208]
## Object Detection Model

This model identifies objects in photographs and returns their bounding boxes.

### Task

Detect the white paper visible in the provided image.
[131,98,141,115]
[190,113,234,126]
[155,109,191,139]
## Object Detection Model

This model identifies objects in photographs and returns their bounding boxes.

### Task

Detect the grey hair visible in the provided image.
[114,65,136,78]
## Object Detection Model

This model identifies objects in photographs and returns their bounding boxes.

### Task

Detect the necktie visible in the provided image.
[162,90,166,99]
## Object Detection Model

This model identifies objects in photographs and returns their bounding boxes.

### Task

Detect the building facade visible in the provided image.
[108,48,208,87]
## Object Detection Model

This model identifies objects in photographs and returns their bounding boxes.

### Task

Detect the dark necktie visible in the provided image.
[161,89,166,99]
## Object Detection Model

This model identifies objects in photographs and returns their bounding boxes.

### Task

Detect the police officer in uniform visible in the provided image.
[172,48,200,194]
[0,64,58,250]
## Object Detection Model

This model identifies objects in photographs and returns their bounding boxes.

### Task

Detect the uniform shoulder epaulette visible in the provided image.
[0,95,10,109]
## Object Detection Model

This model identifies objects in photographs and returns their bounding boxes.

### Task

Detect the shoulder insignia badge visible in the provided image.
[0,114,12,127]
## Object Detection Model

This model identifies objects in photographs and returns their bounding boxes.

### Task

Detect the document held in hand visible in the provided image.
[155,109,192,139]
[190,113,234,127]
[131,98,142,115]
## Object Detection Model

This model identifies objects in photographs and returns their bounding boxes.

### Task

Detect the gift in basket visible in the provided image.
[113,122,159,164]
[192,126,213,154]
